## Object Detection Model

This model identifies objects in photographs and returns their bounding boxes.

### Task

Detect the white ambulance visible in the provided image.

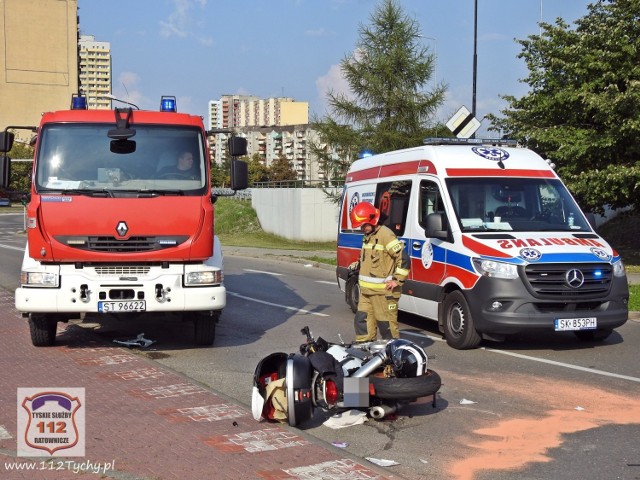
[336,138,629,349]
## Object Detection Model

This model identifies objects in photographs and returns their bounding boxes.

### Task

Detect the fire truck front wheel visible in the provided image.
[193,311,219,346]
[442,291,482,350]
[29,314,58,347]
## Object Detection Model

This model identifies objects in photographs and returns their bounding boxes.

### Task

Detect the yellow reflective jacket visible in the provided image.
[357,225,410,296]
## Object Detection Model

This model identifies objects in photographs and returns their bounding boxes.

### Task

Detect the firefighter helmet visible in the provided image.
[350,202,380,228]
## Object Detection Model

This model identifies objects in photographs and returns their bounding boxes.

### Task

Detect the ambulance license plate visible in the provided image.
[554,317,597,331]
[98,300,146,313]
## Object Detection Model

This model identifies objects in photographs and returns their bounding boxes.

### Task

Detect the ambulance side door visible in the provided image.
[408,179,450,320]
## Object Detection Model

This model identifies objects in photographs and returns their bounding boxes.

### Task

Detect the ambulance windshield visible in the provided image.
[446,177,591,233]
[35,124,206,196]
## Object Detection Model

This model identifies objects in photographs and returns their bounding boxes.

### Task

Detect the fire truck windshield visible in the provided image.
[35,124,207,195]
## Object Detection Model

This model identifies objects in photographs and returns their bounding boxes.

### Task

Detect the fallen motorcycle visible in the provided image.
[252,326,441,427]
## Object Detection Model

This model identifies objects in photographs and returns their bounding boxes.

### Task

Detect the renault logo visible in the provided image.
[565,269,584,288]
[116,221,128,237]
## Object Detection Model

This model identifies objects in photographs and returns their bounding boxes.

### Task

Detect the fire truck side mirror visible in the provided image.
[230,159,248,191]
[228,136,247,157]
[0,155,9,188]
[0,131,15,153]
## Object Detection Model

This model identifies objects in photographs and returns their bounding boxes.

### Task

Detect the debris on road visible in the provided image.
[113,333,156,348]
[366,457,400,467]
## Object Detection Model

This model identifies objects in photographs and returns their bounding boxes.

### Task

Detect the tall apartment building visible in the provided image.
[207,94,321,181]
[78,35,111,109]
[0,0,79,135]
[208,95,308,130]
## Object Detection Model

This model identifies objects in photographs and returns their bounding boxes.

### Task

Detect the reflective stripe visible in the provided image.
[386,239,403,253]
[363,243,385,251]
[359,280,388,290]
[359,275,386,284]
[395,267,410,276]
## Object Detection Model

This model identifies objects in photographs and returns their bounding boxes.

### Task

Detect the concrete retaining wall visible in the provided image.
[251,188,340,242]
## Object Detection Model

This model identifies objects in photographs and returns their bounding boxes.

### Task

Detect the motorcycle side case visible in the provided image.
[285,353,314,427]
[252,352,314,427]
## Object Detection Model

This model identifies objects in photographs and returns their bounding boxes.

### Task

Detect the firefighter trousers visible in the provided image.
[354,293,399,342]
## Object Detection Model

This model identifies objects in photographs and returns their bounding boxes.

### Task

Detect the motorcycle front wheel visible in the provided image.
[370,369,441,401]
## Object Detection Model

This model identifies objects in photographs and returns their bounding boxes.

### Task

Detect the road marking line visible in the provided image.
[481,347,640,383]
[0,243,24,252]
[315,280,336,285]
[243,268,283,276]
[227,291,329,317]
[402,330,640,383]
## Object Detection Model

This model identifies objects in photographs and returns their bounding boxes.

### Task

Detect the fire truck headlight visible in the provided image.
[612,260,625,277]
[185,270,223,286]
[472,259,518,279]
[21,271,59,287]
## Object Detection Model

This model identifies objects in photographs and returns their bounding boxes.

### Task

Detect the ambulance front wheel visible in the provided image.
[442,291,482,350]
[345,276,360,314]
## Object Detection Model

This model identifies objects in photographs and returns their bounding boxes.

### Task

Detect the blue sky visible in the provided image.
[78,0,591,132]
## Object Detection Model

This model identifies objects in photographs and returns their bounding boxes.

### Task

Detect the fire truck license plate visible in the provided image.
[98,300,146,313]
[554,317,597,331]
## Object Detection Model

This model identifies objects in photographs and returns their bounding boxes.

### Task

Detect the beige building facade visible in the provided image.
[0,0,79,135]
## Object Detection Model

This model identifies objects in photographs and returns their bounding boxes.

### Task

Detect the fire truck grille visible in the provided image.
[524,263,612,298]
[93,266,151,276]
[56,235,189,253]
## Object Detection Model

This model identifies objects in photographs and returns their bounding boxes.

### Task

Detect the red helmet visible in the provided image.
[350,202,380,228]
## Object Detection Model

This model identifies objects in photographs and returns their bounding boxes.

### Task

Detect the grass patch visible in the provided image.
[597,210,640,269]
[629,284,640,311]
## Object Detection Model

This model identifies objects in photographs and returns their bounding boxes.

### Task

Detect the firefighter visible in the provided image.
[349,202,410,341]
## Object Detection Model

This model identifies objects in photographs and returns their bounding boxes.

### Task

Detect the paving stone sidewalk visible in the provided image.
[0,289,393,480]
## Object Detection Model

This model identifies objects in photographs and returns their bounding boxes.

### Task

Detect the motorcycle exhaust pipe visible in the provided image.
[351,352,386,378]
[369,403,398,420]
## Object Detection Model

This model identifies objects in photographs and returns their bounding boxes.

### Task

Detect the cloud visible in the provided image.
[113,71,145,108]
[315,63,353,115]
[159,0,211,45]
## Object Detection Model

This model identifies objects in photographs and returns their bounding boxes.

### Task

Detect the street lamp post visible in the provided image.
[472,0,478,117]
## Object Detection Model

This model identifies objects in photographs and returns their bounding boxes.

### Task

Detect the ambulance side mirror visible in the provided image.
[584,212,596,229]
[425,213,448,240]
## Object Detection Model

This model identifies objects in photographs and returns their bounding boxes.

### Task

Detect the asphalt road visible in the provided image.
[1,210,639,479]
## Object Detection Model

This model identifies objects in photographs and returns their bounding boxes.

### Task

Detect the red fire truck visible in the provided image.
[0,95,247,346]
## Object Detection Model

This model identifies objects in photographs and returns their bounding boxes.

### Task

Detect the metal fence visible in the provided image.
[251,179,344,189]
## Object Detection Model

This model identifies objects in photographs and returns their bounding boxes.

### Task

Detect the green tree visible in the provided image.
[488,0,640,214]
[248,153,269,185]
[268,155,297,182]
[5,139,34,194]
[311,0,445,181]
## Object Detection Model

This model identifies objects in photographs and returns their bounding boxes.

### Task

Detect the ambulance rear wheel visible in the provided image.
[346,276,360,313]
[29,314,58,347]
[194,312,218,346]
[442,291,481,350]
